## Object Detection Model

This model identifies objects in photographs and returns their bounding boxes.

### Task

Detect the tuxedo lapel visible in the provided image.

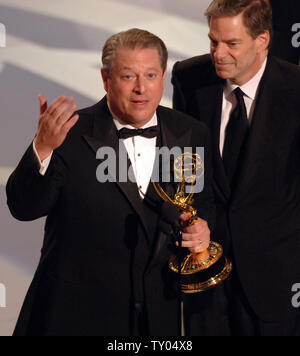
[147,107,193,270]
[82,98,149,239]
[195,80,231,202]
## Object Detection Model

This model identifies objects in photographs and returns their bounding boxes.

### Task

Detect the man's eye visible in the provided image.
[123,75,132,80]
[148,73,156,79]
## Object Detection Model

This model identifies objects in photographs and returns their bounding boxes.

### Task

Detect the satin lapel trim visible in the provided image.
[148,109,193,270]
[82,102,149,240]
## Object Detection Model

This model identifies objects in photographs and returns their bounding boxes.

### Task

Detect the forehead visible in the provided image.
[112,47,162,71]
[209,14,251,40]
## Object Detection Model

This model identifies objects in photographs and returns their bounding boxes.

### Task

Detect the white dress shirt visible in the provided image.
[112,112,158,199]
[33,110,158,200]
[219,58,267,155]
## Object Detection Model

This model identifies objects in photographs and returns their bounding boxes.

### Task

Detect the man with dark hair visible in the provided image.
[172,0,300,336]
[7,29,215,336]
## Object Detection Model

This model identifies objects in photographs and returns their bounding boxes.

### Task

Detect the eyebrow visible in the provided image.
[120,67,160,72]
[120,67,134,71]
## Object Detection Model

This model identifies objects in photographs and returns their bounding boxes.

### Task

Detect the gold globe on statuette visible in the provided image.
[153,152,232,293]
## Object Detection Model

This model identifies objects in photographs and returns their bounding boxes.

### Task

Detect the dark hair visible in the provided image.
[205,0,273,47]
[102,28,168,75]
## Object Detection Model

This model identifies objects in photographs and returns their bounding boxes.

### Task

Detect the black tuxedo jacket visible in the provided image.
[6,98,215,336]
[172,55,300,322]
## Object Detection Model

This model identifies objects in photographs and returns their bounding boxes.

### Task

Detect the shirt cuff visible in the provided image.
[32,141,53,176]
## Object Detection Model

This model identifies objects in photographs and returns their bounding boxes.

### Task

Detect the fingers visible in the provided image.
[54,97,75,121]
[182,233,209,247]
[38,94,47,115]
[181,232,202,242]
[45,95,73,118]
[175,217,210,253]
[47,96,74,119]
[176,239,209,253]
[57,103,77,125]
[62,114,79,133]
[35,94,79,155]
[40,95,77,125]
[46,95,67,116]
[177,234,210,252]
[181,217,207,233]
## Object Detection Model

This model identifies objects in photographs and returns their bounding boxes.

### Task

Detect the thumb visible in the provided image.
[38,94,47,115]
[180,211,192,223]
[180,211,199,228]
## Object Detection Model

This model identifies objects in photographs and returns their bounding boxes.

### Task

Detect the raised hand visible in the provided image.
[34,94,79,161]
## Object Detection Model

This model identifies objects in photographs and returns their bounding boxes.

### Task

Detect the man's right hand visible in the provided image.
[34,94,79,162]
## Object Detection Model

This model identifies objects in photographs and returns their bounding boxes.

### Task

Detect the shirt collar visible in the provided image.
[225,57,267,100]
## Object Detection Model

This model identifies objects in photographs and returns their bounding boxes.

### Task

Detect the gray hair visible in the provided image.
[102,28,168,75]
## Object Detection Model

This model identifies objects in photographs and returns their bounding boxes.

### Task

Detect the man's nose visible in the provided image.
[134,76,146,94]
[213,43,228,60]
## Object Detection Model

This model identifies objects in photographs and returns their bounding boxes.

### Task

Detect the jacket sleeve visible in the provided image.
[191,123,216,233]
[171,61,188,113]
[6,142,67,221]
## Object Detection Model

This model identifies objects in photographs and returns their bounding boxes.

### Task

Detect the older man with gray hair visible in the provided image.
[7,28,220,336]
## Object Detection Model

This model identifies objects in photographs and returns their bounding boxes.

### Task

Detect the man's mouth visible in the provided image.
[216,62,233,66]
[130,99,149,105]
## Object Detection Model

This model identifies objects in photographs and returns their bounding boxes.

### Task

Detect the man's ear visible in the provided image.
[101,68,109,92]
[256,30,270,53]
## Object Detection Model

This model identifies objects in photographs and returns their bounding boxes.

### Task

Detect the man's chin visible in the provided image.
[122,112,155,128]
[215,68,232,80]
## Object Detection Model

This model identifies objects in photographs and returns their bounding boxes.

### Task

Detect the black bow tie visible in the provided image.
[118,125,159,139]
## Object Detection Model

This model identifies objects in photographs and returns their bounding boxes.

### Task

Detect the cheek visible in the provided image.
[107,86,129,112]
[151,82,164,99]
[108,83,127,101]
[240,45,256,64]
[236,55,254,73]
[229,51,245,69]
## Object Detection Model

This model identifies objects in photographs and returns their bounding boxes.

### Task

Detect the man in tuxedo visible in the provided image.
[6,29,219,336]
[172,0,300,336]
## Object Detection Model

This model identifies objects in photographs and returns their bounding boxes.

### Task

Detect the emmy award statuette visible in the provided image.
[153,153,232,294]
